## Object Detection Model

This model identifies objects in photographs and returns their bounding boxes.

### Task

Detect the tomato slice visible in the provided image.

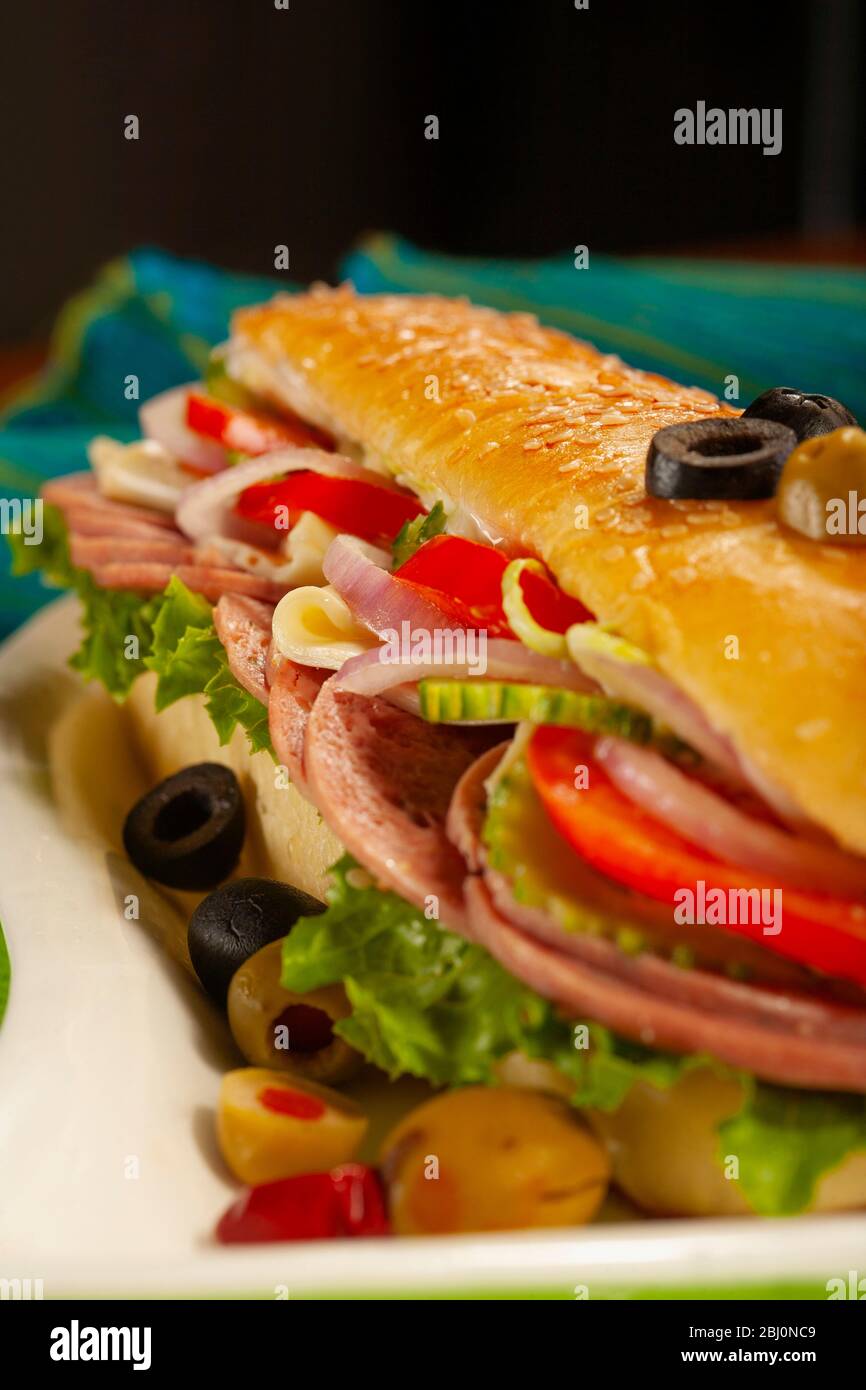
[186,391,332,455]
[395,535,591,637]
[235,472,425,545]
[395,535,513,634]
[527,726,866,989]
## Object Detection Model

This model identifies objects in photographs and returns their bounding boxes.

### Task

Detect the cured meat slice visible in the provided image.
[304,678,492,927]
[86,561,290,604]
[64,509,185,541]
[268,659,329,793]
[464,877,866,1093]
[213,594,274,705]
[43,473,178,529]
[70,535,195,569]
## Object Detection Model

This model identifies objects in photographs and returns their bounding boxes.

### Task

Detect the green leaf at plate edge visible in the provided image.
[0,920,10,1030]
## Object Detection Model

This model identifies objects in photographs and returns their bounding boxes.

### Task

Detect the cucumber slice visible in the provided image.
[418,679,652,742]
[204,357,258,411]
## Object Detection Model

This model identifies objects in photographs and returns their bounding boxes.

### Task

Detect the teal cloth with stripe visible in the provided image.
[3,238,864,637]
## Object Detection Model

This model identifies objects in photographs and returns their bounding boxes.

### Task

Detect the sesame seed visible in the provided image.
[795,718,831,741]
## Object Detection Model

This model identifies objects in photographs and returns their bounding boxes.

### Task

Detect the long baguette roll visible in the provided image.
[229,288,866,854]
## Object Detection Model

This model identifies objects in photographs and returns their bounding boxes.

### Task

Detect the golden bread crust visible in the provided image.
[231,288,866,853]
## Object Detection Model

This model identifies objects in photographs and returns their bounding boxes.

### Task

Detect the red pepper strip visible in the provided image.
[395,535,592,636]
[216,1164,390,1244]
[527,726,866,990]
[236,473,425,546]
[186,391,333,455]
[258,1087,326,1121]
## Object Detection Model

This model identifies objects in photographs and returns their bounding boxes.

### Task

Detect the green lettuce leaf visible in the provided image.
[7,516,273,753]
[391,500,447,569]
[719,1081,866,1218]
[144,576,274,755]
[283,856,866,1216]
[70,579,163,699]
[282,856,692,1100]
[7,502,75,588]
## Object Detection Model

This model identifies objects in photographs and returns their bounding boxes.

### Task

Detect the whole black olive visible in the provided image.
[188,877,325,1007]
[646,418,796,500]
[742,387,857,442]
[123,763,245,891]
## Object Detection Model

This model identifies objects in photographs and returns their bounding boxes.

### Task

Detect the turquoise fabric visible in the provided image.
[0,249,287,633]
[343,234,866,418]
[3,238,864,637]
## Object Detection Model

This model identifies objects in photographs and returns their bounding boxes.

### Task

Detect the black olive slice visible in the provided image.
[646,418,796,500]
[742,386,857,442]
[123,763,245,891]
[188,877,325,1007]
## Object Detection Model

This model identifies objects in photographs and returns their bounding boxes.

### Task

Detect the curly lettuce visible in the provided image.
[6,515,272,754]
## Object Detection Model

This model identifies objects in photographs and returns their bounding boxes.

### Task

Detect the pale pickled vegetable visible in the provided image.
[217,1068,368,1185]
[227,939,362,1084]
[380,1086,610,1235]
[589,1067,866,1217]
[87,435,188,512]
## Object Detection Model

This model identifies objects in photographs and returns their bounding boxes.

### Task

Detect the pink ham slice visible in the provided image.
[213,594,275,705]
[268,659,329,794]
[464,877,866,1093]
[43,473,179,530]
[64,510,185,541]
[70,535,195,569]
[304,678,493,928]
[86,561,290,604]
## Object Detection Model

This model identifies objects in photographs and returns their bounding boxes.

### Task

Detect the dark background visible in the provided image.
[1,0,863,345]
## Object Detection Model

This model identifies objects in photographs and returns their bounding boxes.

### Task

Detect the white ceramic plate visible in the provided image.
[0,598,863,1300]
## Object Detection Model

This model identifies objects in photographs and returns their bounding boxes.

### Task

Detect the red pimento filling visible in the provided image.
[258,1087,326,1121]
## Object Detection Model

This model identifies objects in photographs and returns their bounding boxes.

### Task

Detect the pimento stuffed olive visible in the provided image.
[217,1068,368,1185]
[227,939,362,1084]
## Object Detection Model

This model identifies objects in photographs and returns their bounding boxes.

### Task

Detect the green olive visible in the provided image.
[777,425,866,544]
[227,939,362,1085]
[380,1086,610,1235]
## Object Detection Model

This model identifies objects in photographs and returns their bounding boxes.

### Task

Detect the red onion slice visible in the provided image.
[334,637,597,699]
[323,532,452,637]
[568,642,807,826]
[595,735,866,899]
[175,448,380,543]
[325,534,599,698]
[140,385,228,475]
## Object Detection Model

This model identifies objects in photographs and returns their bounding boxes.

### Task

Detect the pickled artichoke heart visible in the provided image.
[418,679,651,741]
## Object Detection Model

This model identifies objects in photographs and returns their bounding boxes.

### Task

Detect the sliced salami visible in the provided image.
[213,594,274,705]
[304,678,493,927]
[464,877,866,1093]
[268,659,329,793]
